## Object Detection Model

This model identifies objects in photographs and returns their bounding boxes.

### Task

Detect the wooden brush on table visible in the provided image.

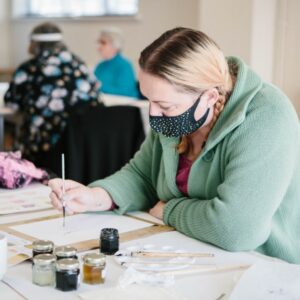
[116,250,215,258]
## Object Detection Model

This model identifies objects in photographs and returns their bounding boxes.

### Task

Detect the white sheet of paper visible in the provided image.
[0,183,52,215]
[79,286,187,300]
[229,261,300,300]
[11,212,153,245]
[0,209,59,225]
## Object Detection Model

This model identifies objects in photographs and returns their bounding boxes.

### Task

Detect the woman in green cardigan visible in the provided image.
[49,28,300,263]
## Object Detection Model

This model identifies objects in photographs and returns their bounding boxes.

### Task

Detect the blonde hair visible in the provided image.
[139,27,235,154]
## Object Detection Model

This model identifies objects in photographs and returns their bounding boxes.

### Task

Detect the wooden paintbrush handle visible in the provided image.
[162,264,251,276]
[132,251,214,258]
[121,261,216,266]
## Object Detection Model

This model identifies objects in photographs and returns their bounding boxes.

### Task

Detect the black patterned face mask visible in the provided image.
[149,95,210,137]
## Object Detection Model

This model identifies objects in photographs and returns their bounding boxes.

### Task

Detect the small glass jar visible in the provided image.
[56,258,80,291]
[32,254,56,286]
[32,240,54,257]
[55,246,77,260]
[82,253,106,285]
[100,228,119,255]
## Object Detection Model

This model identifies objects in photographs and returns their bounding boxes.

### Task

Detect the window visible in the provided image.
[13,0,139,18]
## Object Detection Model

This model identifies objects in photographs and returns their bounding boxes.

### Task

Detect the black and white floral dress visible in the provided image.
[5,46,100,160]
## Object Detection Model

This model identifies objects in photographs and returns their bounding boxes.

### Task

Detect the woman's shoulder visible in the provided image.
[252,82,297,120]
[11,57,40,85]
[15,56,38,72]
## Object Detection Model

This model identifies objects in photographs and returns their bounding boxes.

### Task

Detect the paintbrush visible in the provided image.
[61,153,66,228]
[215,293,226,300]
[162,264,250,276]
[116,251,215,258]
[121,261,216,267]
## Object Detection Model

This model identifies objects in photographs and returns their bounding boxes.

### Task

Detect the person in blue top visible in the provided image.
[94,28,140,99]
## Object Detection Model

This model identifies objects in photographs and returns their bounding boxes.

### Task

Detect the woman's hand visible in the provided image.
[48,178,113,214]
[149,200,166,220]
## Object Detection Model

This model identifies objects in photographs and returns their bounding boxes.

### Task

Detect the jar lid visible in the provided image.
[100,228,119,240]
[55,246,77,257]
[83,253,106,266]
[32,240,54,251]
[56,258,79,271]
[33,254,56,266]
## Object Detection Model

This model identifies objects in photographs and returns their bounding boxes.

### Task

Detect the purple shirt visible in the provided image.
[176,155,193,196]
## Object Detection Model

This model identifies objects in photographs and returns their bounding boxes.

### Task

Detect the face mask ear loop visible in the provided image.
[191,96,202,118]
[191,91,206,121]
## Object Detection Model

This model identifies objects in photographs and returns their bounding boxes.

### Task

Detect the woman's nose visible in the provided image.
[149,103,163,116]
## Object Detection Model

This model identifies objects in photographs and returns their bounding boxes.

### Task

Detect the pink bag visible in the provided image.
[0,151,48,189]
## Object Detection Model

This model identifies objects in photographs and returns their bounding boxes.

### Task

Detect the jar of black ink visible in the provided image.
[100,228,119,255]
[32,240,54,257]
[56,258,80,291]
[55,246,77,261]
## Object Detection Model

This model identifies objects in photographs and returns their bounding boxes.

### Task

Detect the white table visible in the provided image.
[1,228,269,300]
[1,231,264,300]
[0,82,9,107]
[0,184,277,300]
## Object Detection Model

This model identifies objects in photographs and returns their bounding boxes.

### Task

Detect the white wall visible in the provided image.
[0,0,12,68]
[198,0,300,116]
[198,0,277,83]
[198,0,253,63]
[251,0,276,83]
[273,0,300,113]
[10,0,199,70]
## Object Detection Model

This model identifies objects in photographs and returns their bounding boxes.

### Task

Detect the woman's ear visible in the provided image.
[202,88,220,108]
[194,88,219,120]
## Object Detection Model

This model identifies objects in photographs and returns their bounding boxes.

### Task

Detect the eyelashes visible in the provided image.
[159,105,177,111]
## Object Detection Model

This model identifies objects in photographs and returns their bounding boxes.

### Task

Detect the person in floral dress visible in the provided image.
[5,22,100,164]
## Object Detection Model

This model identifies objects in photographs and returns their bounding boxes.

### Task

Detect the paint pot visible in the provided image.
[82,253,106,285]
[100,228,119,255]
[56,258,80,291]
[32,254,56,286]
[55,246,77,260]
[32,240,54,257]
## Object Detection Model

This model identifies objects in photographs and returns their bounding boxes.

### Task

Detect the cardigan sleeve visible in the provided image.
[163,93,299,252]
[88,132,158,214]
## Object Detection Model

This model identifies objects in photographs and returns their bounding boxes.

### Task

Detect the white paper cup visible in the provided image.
[0,233,7,280]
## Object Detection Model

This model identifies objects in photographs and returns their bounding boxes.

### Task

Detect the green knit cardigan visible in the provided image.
[90,57,300,264]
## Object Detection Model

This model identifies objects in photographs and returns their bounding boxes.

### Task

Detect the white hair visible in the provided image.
[99,28,123,51]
